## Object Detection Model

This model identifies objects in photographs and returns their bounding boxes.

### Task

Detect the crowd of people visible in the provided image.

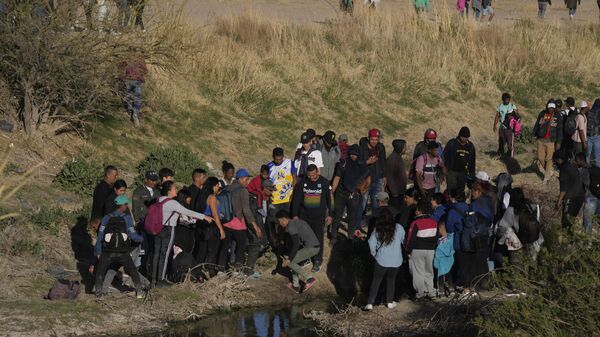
[86,94,598,308]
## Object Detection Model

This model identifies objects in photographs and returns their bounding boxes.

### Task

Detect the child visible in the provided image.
[434,224,455,297]
[406,201,438,300]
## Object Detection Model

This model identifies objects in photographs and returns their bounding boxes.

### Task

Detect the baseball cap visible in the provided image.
[348,144,360,156]
[235,168,250,179]
[375,191,389,201]
[547,102,556,109]
[339,134,348,142]
[261,179,276,191]
[581,100,589,108]
[300,132,311,144]
[115,195,130,206]
[425,129,437,140]
[322,130,337,146]
[475,171,490,182]
[368,128,381,139]
[145,170,159,181]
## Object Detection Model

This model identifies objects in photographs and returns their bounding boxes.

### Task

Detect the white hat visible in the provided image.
[475,171,490,182]
[547,103,556,109]
[581,100,589,108]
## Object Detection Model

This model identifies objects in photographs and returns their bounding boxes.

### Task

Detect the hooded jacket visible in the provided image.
[385,140,407,197]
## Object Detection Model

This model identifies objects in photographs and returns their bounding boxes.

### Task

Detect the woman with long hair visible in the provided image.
[198,177,226,275]
[364,208,406,311]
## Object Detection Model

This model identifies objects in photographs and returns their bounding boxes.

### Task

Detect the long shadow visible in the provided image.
[70,216,95,293]
[326,238,373,301]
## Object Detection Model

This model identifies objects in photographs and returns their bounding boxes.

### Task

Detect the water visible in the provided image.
[147,301,331,337]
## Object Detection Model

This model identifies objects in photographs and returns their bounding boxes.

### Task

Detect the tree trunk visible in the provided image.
[22,82,39,134]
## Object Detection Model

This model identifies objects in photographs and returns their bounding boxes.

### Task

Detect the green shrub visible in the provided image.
[136,146,205,185]
[11,239,42,256]
[53,156,104,197]
[29,206,70,236]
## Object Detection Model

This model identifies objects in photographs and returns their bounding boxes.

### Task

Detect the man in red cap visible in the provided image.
[413,129,444,160]
[359,128,387,218]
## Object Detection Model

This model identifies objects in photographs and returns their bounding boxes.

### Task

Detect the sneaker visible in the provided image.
[386,302,398,309]
[303,277,317,292]
[363,304,373,311]
[136,290,146,299]
[286,282,301,294]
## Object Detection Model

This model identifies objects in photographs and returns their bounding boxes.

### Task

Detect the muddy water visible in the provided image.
[147,301,331,337]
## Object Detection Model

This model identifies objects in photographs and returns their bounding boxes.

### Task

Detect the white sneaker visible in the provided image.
[363,304,373,311]
[386,302,398,309]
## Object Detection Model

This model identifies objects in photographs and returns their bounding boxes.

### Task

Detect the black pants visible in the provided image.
[152,227,174,283]
[367,262,398,304]
[562,196,584,230]
[218,228,248,269]
[132,0,145,30]
[455,246,489,289]
[95,252,141,294]
[301,215,326,263]
[195,226,221,267]
[332,190,360,239]
[389,194,404,210]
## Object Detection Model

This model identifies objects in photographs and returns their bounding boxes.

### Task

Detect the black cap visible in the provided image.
[348,144,360,156]
[145,170,159,181]
[459,127,471,138]
[565,97,575,106]
[322,130,337,146]
[300,132,311,144]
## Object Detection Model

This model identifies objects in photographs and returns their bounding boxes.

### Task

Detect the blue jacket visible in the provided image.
[432,204,447,223]
[434,233,455,277]
[444,202,468,251]
[471,196,494,222]
[368,224,405,268]
[95,210,143,256]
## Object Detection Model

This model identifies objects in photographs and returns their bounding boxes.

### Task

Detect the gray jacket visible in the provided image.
[321,146,340,181]
[132,184,159,223]
[231,180,256,224]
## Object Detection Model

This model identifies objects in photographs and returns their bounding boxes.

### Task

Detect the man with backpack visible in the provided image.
[295,132,324,179]
[588,99,600,167]
[572,100,589,156]
[413,129,443,160]
[563,97,583,157]
[94,195,144,298]
[444,127,476,194]
[493,93,520,158]
[533,101,563,182]
[415,142,447,201]
[554,151,585,231]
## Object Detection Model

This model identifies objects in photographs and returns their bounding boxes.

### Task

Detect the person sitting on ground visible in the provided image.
[276,210,319,294]
[444,127,476,194]
[104,179,128,215]
[413,129,443,160]
[94,195,144,298]
[533,101,563,183]
[434,223,454,297]
[415,141,447,201]
[91,165,119,231]
[364,208,405,311]
[386,139,408,210]
[220,161,235,187]
[406,201,438,300]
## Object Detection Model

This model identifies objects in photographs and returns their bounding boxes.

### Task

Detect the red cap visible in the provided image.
[425,129,437,140]
[368,128,381,138]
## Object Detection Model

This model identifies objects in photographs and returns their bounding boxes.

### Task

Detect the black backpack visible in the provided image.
[564,111,582,137]
[461,210,491,253]
[103,215,130,253]
[517,203,541,244]
[589,165,600,199]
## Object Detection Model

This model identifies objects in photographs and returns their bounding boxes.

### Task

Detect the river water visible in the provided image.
[146,301,331,337]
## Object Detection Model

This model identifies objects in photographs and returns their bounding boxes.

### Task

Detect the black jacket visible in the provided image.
[132,184,159,223]
[90,180,112,222]
[359,137,386,179]
[443,138,476,176]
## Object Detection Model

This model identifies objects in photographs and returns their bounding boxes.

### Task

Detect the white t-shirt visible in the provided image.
[294,149,324,177]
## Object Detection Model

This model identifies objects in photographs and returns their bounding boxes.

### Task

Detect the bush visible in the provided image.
[11,239,42,256]
[136,146,205,185]
[53,155,104,197]
[29,206,69,236]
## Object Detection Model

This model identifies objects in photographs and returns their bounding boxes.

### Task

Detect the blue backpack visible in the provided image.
[216,184,244,223]
[461,210,491,253]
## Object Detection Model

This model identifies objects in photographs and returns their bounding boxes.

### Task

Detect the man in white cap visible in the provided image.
[533,100,563,182]
[475,171,490,183]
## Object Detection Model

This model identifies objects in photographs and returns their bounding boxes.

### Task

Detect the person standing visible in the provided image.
[360,128,387,214]
[553,151,584,231]
[413,129,443,160]
[220,161,235,187]
[415,142,447,201]
[118,50,148,126]
[267,147,296,213]
[291,165,334,272]
[132,170,159,223]
[565,0,581,20]
[414,0,430,13]
[575,153,600,234]
[364,208,405,311]
[132,0,146,31]
[457,0,467,16]
[338,134,350,161]
[493,93,520,158]
[538,0,551,18]
[480,0,495,23]
[189,168,209,213]
[116,0,131,29]
[571,100,589,156]
[276,211,319,294]
[295,132,324,179]
[444,127,476,194]
[91,166,119,231]
[406,201,438,300]
[533,101,563,182]
[103,179,128,215]
[386,139,407,209]
[320,131,341,182]
[199,177,226,273]
[588,99,600,167]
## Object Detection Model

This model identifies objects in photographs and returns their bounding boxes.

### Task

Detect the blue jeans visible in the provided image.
[587,136,600,167]
[362,177,383,213]
[583,195,600,233]
[125,80,143,117]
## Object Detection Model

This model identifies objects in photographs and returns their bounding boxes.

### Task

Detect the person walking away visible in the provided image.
[118,49,147,126]
[533,101,563,182]
[295,132,324,179]
[364,208,405,311]
[116,0,130,29]
[220,161,235,187]
[406,201,438,300]
[103,179,128,215]
[291,165,334,272]
[587,99,600,167]
[538,0,551,18]
[457,0,467,16]
[565,0,580,19]
[360,128,387,214]
[340,0,354,15]
[320,131,341,182]
[413,129,443,160]
[444,127,476,194]
[386,139,408,209]
[471,0,483,19]
[132,0,145,31]
[415,142,447,201]
[339,134,350,160]
[414,0,430,13]
[94,195,144,298]
[219,169,263,272]
[574,153,599,234]
[434,223,455,297]
[493,93,520,158]
[331,145,370,242]
[91,166,119,231]
[150,181,213,286]
[276,211,319,294]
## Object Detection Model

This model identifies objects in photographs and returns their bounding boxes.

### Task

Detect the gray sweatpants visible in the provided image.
[409,249,435,298]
